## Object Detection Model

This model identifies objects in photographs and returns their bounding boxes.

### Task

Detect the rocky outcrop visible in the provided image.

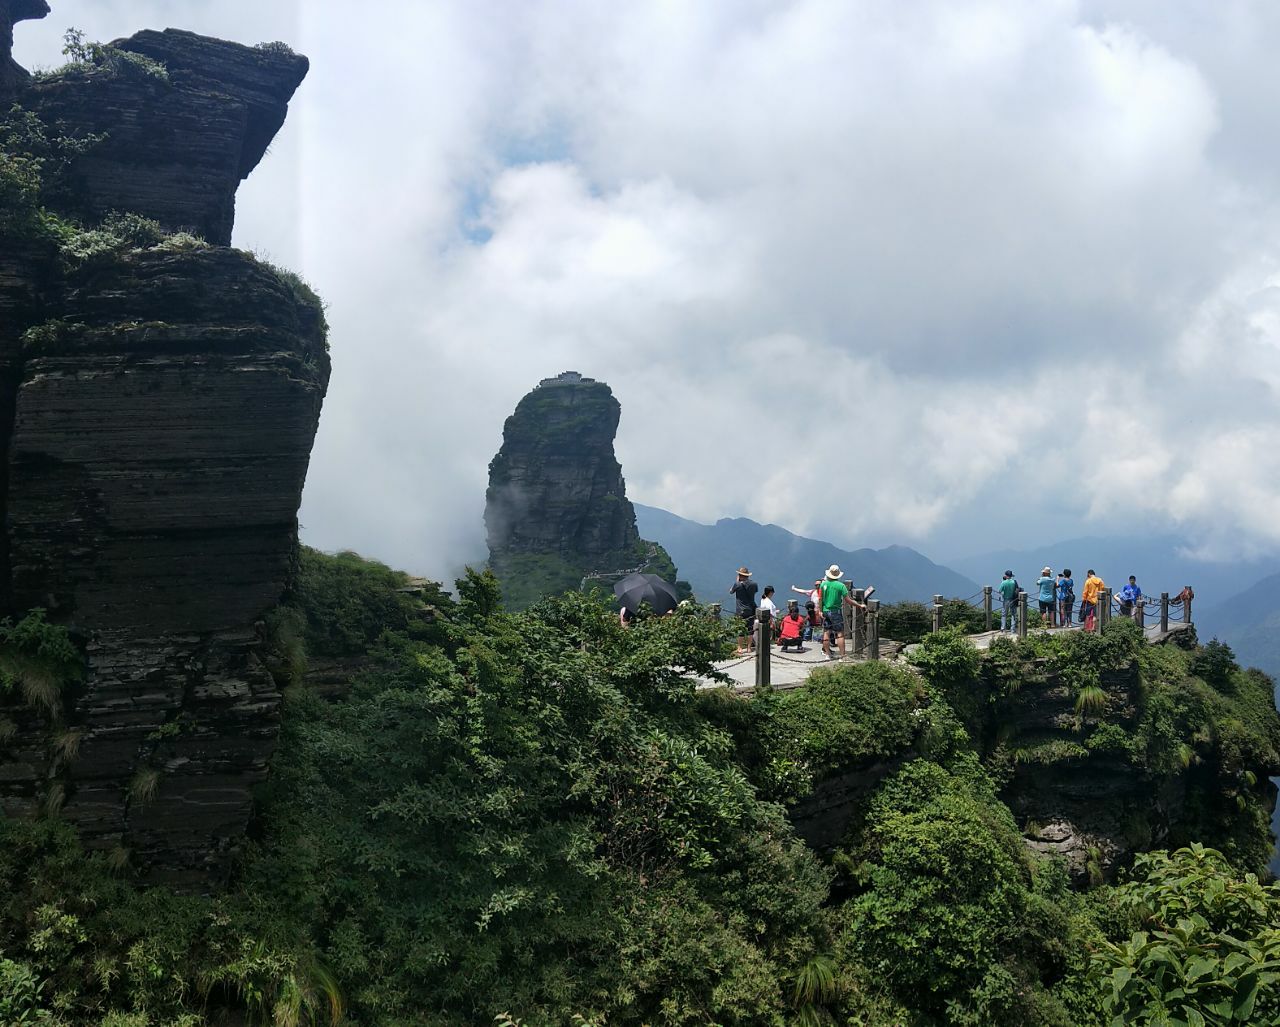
[486,371,681,609]
[22,29,307,245]
[0,11,327,887]
[0,0,48,99]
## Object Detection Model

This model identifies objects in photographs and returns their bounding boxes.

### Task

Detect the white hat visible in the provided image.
[825,565,843,580]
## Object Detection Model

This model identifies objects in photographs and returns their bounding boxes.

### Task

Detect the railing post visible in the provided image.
[867,599,880,660]
[1160,592,1169,633]
[1136,597,1145,628]
[1100,588,1112,631]
[754,609,771,691]
[1184,594,1192,624]
[932,594,943,633]
[851,588,865,657]
[1017,590,1028,640]
[983,585,993,632]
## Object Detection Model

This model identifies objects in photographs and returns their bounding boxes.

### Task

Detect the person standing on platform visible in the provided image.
[1037,567,1056,627]
[1119,575,1143,620]
[1081,569,1104,632]
[729,566,758,655]
[819,565,850,659]
[998,571,1019,633]
[1058,569,1075,627]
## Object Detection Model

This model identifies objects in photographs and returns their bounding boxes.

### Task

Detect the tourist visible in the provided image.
[759,585,779,622]
[1174,584,1194,614]
[1058,569,1075,627]
[619,606,635,628]
[804,600,819,641]
[791,579,822,610]
[998,570,1019,632]
[1037,567,1056,627]
[1081,569,1104,632]
[729,566,758,655]
[778,600,805,651]
[1119,575,1143,620]
[819,564,849,659]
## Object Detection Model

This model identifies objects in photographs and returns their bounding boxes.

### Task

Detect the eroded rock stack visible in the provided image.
[0,10,327,886]
[485,371,681,610]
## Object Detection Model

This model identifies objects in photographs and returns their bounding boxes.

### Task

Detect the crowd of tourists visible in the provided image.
[729,564,872,660]
[996,569,1194,634]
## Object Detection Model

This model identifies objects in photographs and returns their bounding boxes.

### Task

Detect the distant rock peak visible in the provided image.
[485,374,679,609]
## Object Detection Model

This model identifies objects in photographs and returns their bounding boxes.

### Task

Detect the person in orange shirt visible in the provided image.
[1081,570,1105,632]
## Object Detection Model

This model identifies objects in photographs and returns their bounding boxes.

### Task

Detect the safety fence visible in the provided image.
[737,584,1194,690]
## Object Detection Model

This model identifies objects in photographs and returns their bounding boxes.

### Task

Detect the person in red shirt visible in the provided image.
[778,600,806,651]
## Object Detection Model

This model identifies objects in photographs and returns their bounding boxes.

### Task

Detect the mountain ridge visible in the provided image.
[634,503,979,605]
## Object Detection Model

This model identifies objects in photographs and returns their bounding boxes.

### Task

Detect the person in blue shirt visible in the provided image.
[1057,569,1075,627]
[1119,575,1143,619]
[1037,567,1056,627]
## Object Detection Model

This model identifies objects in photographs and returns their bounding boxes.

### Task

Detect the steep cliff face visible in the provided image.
[485,372,679,609]
[0,12,327,886]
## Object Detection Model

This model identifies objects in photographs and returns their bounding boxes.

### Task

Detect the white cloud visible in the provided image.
[13,0,1280,580]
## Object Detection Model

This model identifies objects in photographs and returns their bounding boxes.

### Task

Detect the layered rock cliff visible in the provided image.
[0,10,327,886]
[485,372,683,610]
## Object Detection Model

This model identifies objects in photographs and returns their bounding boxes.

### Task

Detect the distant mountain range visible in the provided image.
[948,535,1274,606]
[1196,572,1280,683]
[633,504,979,605]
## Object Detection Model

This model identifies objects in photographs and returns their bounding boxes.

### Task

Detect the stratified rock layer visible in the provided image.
[0,17,326,886]
[23,29,307,245]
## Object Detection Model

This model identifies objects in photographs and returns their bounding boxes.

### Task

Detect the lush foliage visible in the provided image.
[38,29,170,84]
[2,549,1278,1025]
[0,105,101,241]
[1090,844,1280,1025]
[750,661,925,801]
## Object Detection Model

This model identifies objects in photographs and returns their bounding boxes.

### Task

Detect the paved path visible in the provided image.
[701,620,1193,693]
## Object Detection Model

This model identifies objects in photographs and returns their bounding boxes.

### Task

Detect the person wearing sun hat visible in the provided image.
[729,565,759,656]
[818,565,850,659]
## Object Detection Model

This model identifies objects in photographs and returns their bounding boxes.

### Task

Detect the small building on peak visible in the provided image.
[538,370,597,387]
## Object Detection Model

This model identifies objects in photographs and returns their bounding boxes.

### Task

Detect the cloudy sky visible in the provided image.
[14,1,1280,581]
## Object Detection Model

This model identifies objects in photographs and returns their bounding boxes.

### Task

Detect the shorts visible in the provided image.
[823,608,845,635]
[1039,600,1054,615]
[739,611,755,633]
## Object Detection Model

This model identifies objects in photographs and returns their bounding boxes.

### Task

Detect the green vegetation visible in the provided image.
[0,105,101,242]
[0,549,1277,1024]
[1090,844,1280,1024]
[877,597,987,645]
[37,29,170,84]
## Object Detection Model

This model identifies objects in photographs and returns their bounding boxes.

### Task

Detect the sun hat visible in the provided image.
[737,566,750,577]
[825,565,843,580]
[1042,566,1051,576]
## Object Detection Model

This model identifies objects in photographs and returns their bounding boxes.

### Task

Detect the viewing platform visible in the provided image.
[702,587,1195,693]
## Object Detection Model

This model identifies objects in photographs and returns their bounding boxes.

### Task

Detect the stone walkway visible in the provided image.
[700,620,1192,693]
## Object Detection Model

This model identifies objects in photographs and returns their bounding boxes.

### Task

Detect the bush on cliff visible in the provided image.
[243,578,832,1025]
[1089,844,1280,1025]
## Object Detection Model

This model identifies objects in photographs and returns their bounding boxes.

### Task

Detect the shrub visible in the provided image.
[835,758,1068,1023]
[43,28,169,83]
[753,661,924,800]
[1090,844,1280,1025]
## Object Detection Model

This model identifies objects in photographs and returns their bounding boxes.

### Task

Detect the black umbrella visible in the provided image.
[613,572,679,616]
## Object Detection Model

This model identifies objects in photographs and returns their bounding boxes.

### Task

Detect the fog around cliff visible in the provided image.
[15,1,1280,585]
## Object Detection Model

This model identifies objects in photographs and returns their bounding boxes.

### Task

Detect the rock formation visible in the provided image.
[0,11,327,886]
[485,372,683,610]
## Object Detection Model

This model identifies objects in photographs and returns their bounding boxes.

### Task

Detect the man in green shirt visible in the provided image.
[819,565,853,658]
[998,570,1019,633]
